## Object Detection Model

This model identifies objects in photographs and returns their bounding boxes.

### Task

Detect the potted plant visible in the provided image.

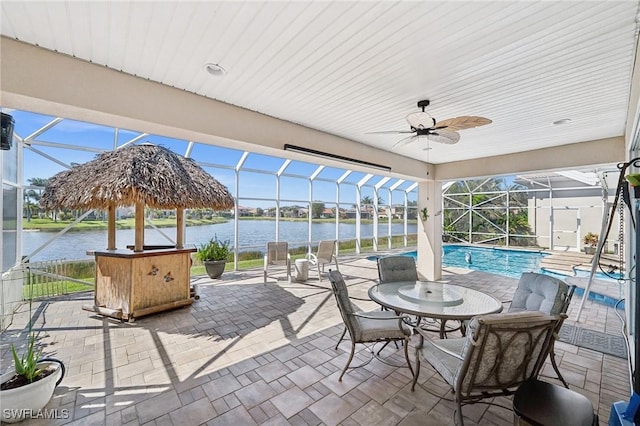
[625,173,640,187]
[1,334,65,423]
[583,232,599,255]
[197,235,231,279]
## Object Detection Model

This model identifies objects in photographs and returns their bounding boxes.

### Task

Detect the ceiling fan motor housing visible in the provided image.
[417,99,431,110]
[414,128,434,135]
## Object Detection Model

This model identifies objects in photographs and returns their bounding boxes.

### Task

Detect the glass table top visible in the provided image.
[368,281,503,320]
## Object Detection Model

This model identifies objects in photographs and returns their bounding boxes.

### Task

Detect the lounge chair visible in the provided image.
[263,241,291,283]
[306,240,339,281]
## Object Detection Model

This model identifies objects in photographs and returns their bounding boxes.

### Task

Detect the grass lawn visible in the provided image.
[25,279,94,299]
[24,216,416,231]
[22,240,416,299]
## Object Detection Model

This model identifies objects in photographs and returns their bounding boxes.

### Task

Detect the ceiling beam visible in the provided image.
[434,136,624,181]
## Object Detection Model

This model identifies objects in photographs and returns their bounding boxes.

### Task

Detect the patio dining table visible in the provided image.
[368,280,503,338]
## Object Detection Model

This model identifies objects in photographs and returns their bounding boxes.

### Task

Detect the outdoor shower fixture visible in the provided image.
[609,156,640,426]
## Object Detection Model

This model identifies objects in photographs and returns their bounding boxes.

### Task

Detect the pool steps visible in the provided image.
[539,251,621,276]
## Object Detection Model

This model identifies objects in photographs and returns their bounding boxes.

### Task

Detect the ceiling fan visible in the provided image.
[369,100,492,150]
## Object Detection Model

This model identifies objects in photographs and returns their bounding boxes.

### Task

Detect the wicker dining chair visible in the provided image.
[327,270,413,381]
[507,272,575,388]
[412,311,562,426]
[377,255,418,283]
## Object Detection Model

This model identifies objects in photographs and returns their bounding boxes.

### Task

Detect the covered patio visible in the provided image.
[1,255,628,425]
[2,2,640,425]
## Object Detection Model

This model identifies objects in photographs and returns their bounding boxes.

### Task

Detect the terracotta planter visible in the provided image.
[0,358,65,423]
[204,260,226,279]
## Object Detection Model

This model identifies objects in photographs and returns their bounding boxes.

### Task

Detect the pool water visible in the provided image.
[394,246,547,279]
[441,245,546,279]
[374,245,623,308]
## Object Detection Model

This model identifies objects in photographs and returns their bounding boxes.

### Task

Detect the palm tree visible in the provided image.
[360,196,374,205]
[27,177,50,188]
[23,189,39,222]
[26,177,50,221]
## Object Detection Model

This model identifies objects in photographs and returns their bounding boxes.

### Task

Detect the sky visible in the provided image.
[10,109,418,209]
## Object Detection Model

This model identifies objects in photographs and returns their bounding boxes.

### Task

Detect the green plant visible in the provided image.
[8,285,44,385]
[196,236,231,261]
[10,334,44,383]
[583,232,599,247]
[443,222,456,234]
[625,174,640,187]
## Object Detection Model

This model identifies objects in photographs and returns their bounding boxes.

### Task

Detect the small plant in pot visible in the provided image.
[197,235,231,279]
[1,334,65,423]
[583,232,599,255]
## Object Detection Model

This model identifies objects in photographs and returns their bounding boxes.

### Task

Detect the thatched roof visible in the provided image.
[40,144,235,210]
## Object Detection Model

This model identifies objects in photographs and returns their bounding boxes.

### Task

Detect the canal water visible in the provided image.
[23,220,417,261]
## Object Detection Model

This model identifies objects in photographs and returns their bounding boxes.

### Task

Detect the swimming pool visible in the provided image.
[385,245,546,279]
[441,245,546,279]
[371,245,623,307]
[395,245,619,281]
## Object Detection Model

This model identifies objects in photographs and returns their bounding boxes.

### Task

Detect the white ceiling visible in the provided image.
[1,1,639,165]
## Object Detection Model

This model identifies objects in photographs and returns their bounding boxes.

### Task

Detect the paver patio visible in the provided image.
[0,254,630,425]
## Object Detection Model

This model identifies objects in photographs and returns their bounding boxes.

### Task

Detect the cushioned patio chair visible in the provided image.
[377,255,418,283]
[328,270,413,381]
[306,240,339,281]
[263,241,291,283]
[411,311,562,426]
[508,272,575,388]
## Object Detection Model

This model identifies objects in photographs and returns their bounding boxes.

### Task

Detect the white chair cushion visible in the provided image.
[509,272,568,315]
[356,310,411,341]
[420,337,466,386]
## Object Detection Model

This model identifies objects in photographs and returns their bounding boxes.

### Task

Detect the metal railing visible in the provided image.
[24,259,94,300]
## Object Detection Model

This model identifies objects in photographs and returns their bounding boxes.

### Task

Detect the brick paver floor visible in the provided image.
[0,254,630,425]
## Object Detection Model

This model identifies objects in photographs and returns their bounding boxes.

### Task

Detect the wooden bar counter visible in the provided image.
[83,246,196,321]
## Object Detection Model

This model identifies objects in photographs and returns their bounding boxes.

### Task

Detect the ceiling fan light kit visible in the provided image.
[370,99,492,150]
[406,112,435,129]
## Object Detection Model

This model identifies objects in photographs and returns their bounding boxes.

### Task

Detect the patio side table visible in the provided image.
[513,379,598,426]
[295,259,309,282]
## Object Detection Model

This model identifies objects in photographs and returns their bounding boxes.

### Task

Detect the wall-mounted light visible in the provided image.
[1,112,15,150]
[283,144,391,172]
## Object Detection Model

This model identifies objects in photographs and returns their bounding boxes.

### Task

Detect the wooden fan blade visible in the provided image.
[366,130,415,134]
[429,131,460,144]
[392,135,418,150]
[434,116,492,132]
